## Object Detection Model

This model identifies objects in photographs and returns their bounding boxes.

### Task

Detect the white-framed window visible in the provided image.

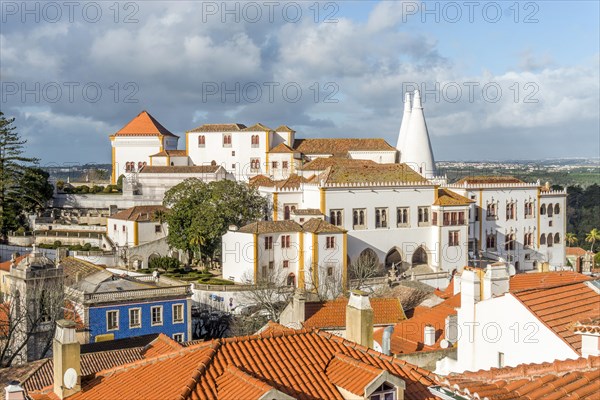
[330,209,343,226]
[352,208,366,230]
[151,306,163,326]
[418,206,430,226]
[173,333,184,342]
[498,352,505,368]
[155,225,162,233]
[283,260,289,268]
[250,158,261,172]
[129,308,141,329]
[172,304,184,324]
[375,207,388,228]
[369,382,397,400]
[448,230,460,247]
[396,207,409,227]
[326,236,336,249]
[107,310,119,331]
[264,236,273,250]
[281,235,291,248]
[222,134,232,147]
[198,135,205,147]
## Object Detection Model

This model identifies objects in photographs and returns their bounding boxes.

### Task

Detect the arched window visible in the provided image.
[540,234,546,245]
[547,233,553,247]
[251,135,260,146]
[287,273,296,286]
[137,161,143,170]
[198,135,205,147]
[547,203,553,217]
[486,234,496,249]
[540,204,546,215]
[554,233,560,244]
[554,204,560,215]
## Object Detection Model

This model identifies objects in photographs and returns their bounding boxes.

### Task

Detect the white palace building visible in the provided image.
[108,90,566,290]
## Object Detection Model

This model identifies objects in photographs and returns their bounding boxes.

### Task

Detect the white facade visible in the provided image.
[221,221,346,295]
[437,267,582,374]
[449,182,567,271]
[134,166,228,198]
[106,217,167,247]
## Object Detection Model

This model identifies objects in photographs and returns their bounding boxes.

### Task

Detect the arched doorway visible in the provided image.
[385,247,407,274]
[411,246,428,266]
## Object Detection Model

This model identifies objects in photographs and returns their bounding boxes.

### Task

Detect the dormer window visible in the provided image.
[370,383,397,400]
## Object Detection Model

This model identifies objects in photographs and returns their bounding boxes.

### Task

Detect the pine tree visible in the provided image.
[0,112,45,242]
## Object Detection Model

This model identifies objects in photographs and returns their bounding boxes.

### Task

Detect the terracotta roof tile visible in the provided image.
[237,220,303,234]
[241,123,272,132]
[326,353,384,396]
[301,218,346,234]
[322,163,427,185]
[512,281,600,353]
[433,189,475,206]
[509,271,592,292]
[291,208,323,216]
[269,143,296,153]
[382,294,460,354]
[216,365,280,399]
[274,125,295,133]
[149,149,187,157]
[304,298,406,329]
[293,138,395,156]
[109,205,168,222]
[139,165,221,174]
[436,356,600,400]
[113,111,178,138]
[570,317,600,335]
[566,247,590,257]
[36,329,436,400]
[188,123,247,133]
[0,254,27,272]
[299,157,377,171]
[142,334,183,358]
[248,174,276,187]
[455,175,525,185]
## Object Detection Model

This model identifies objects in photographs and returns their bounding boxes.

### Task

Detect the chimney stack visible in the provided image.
[292,289,306,323]
[424,325,436,346]
[381,325,394,356]
[53,320,81,399]
[482,262,510,299]
[346,290,374,348]
[445,314,459,344]
[4,381,26,400]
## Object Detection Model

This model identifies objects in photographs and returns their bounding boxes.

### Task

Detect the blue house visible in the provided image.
[63,258,192,343]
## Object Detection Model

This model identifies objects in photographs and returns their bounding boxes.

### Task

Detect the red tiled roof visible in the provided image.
[142,334,182,358]
[509,271,592,292]
[188,123,247,133]
[139,165,221,174]
[326,353,385,396]
[149,149,187,157]
[274,125,295,132]
[320,163,427,185]
[113,111,178,138]
[269,142,296,153]
[566,247,590,257]
[241,123,272,132]
[301,218,346,234]
[455,175,524,185]
[571,317,600,335]
[299,157,377,171]
[433,189,474,206]
[0,254,27,272]
[382,294,460,354]
[513,281,600,353]
[304,297,406,329]
[44,328,436,400]
[435,356,600,400]
[293,138,395,156]
[216,365,280,399]
[109,205,168,222]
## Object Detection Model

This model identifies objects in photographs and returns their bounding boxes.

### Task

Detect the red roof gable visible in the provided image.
[113,111,178,138]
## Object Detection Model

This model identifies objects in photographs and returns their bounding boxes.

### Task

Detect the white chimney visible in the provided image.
[461,268,481,305]
[53,320,81,399]
[445,314,459,344]
[346,290,374,348]
[4,381,26,400]
[483,262,510,300]
[424,325,436,346]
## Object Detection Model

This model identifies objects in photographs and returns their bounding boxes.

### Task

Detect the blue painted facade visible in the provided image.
[87,298,189,342]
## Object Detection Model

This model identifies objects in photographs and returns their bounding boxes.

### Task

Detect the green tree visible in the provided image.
[586,228,600,253]
[163,178,267,265]
[565,232,578,247]
[0,113,52,242]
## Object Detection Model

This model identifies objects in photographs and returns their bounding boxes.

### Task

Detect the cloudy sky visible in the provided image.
[1,1,599,165]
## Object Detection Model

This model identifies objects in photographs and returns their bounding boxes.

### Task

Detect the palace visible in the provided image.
[108,90,566,289]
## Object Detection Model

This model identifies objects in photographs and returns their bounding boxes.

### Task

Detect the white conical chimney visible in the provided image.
[401,90,436,177]
[396,92,412,154]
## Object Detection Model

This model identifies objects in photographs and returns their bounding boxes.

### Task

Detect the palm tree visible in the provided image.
[565,233,578,247]
[586,228,600,252]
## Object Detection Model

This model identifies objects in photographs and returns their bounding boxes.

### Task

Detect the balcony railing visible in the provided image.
[74,285,191,304]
